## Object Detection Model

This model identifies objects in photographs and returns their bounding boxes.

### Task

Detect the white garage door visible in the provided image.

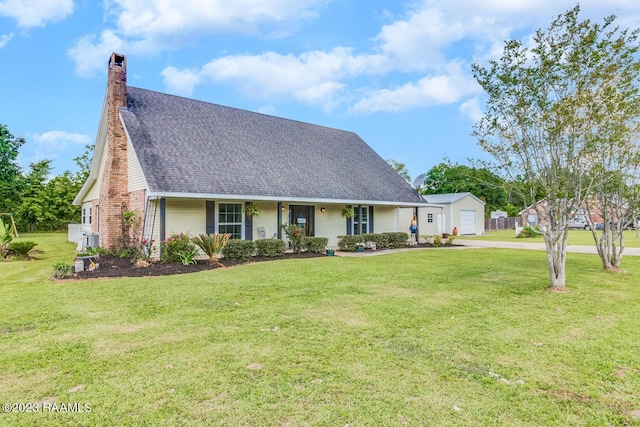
[460,210,476,235]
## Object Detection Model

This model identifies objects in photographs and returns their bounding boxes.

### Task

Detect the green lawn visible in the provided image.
[464,228,640,247]
[2,233,640,425]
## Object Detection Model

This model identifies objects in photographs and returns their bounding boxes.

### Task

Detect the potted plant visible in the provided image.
[243,204,261,217]
[355,242,365,252]
[341,206,354,218]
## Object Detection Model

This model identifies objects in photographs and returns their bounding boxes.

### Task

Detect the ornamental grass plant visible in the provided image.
[191,233,231,264]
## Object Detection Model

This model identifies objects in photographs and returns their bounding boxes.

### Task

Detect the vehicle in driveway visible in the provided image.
[568,217,592,230]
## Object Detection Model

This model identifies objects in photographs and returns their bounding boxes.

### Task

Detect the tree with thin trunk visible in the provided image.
[386,159,412,184]
[586,168,640,270]
[472,5,640,289]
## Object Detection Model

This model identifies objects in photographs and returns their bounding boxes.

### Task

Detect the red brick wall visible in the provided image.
[128,189,147,245]
[98,53,129,249]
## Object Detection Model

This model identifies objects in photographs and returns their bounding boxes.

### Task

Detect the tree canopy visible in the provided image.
[386,159,412,184]
[420,162,509,216]
[0,124,25,214]
[472,5,640,288]
[0,124,94,232]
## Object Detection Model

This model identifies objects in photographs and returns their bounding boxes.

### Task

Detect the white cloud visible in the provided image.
[31,131,92,150]
[160,66,202,96]
[161,47,378,109]
[73,0,640,117]
[374,6,466,72]
[0,0,73,27]
[352,63,482,113]
[153,0,526,111]
[111,0,324,38]
[459,97,484,123]
[68,0,327,77]
[67,30,128,78]
[18,131,90,173]
[0,33,13,48]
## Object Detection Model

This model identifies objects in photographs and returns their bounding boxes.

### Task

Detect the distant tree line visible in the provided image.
[0,124,92,232]
[387,158,541,218]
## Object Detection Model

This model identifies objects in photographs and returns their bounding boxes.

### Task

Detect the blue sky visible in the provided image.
[1,0,639,181]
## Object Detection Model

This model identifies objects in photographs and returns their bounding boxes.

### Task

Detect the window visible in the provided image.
[427,213,433,223]
[82,208,86,224]
[352,206,369,235]
[89,207,92,224]
[218,203,243,239]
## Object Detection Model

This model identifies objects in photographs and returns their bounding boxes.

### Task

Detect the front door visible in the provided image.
[289,205,315,236]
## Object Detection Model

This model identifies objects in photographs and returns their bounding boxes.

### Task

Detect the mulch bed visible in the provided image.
[73,252,325,279]
[71,242,458,279]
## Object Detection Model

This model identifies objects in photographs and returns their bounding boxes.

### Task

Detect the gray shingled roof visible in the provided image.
[422,192,485,205]
[120,86,424,204]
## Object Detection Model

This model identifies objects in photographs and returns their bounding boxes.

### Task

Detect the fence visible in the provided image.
[485,217,520,231]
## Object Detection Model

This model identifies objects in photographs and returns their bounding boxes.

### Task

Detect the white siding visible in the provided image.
[84,181,99,202]
[417,206,443,237]
[127,139,147,192]
[315,205,346,248]
[147,199,431,255]
[373,206,401,233]
[252,202,279,239]
[84,139,109,202]
[166,199,206,236]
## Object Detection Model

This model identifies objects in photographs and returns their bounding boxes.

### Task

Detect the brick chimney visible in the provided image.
[98,53,129,249]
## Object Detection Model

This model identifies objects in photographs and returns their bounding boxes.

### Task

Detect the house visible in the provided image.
[519,199,604,228]
[73,53,427,253]
[415,192,486,236]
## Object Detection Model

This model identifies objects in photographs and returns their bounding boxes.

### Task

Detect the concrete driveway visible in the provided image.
[336,239,640,257]
[454,239,640,257]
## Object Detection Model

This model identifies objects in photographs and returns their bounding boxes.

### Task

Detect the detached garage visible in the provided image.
[421,193,485,236]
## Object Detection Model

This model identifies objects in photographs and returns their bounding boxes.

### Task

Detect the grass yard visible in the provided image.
[1,233,640,425]
[463,229,640,247]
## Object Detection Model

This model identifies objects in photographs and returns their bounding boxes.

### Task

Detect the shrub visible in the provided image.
[222,239,255,261]
[303,237,328,254]
[517,225,542,239]
[337,235,365,251]
[363,233,388,249]
[382,232,409,248]
[192,233,231,263]
[161,232,196,263]
[432,235,442,247]
[8,241,38,259]
[177,247,199,265]
[84,246,110,255]
[51,260,73,279]
[140,239,156,260]
[282,224,305,253]
[255,239,286,257]
[117,246,144,260]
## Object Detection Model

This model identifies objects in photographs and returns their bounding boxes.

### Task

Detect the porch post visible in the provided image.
[159,198,166,259]
[414,206,419,243]
[277,202,283,239]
